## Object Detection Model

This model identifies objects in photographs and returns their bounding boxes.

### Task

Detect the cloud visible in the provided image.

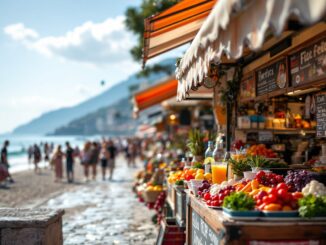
[4,23,39,41]
[4,16,135,65]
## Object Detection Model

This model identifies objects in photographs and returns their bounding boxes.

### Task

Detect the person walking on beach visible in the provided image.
[43,143,50,168]
[27,145,33,165]
[33,144,42,174]
[107,139,117,181]
[100,141,109,181]
[1,140,14,183]
[89,142,100,180]
[51,145,63,182]
[65,142,74,183]
[81,141,92,182]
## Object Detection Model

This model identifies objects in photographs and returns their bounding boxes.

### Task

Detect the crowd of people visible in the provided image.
[0,137,143,188]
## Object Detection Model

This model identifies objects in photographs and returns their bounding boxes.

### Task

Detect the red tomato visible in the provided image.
[268,194,277,203]
[268,188,278,196]
[256,171,266,179]
[277,189,288,199]
[206,200,212,206]
[211,200,219,207]
[292,192,303,200]
[276,183,289,192]
[204,193,211,201]
[212,195,219,201]
[262,196,271,204]
[275,175,284,183]
[256,199,262,206]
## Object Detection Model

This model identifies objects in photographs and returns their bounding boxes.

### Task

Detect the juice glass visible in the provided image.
[211,162,227,184]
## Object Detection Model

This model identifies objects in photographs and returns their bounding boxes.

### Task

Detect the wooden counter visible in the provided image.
[186,192,326,244]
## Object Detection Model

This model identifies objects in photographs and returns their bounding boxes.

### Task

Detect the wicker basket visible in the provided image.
[143,190,162,203]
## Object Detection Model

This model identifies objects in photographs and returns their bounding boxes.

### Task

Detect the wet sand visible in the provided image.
[0,161,87,208]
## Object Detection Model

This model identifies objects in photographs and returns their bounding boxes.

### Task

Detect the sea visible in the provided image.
[0,134,102,173]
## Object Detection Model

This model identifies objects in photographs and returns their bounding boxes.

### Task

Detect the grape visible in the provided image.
[284,170,313,192]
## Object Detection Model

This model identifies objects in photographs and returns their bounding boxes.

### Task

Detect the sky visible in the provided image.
[0,0,146,134]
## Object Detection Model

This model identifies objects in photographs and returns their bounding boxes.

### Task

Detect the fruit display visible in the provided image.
[253,183,302,211]
[167,167,212,184]
[197,180,211,197]
[247,144,277,158]
[284,170,313,192]
[203,185,236,207]
[255,170,284,187]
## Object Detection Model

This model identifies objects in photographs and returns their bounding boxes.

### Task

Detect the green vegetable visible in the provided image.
[228,158,251,177]
[223,192,255,211]
[192,163,204,169]
[246,155,269,168]
[298,194,326,218]
[175,180,184,186]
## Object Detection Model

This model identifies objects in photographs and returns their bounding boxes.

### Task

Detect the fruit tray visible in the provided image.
[262,210,298,217]
[207,205,222,210]
[223,208,261,217]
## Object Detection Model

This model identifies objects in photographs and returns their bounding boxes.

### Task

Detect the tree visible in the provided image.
[125,0,178,76]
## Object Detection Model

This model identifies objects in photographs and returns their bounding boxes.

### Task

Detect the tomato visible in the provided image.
[256,171,266,179]
[218,193,226,200]
[268,194,277,203]
[277,189,288,199]
[257,190,267,200]
[276,183,288,191]
[206,200,212,206]
[211,200,219,207]
[275,175,284,183]
[212,195,219,201]
[204,193,211,201]
[282,193,292,204]
[262,196,271,204]
[292,192,303,200]
[264,203,282,211]
[268,188,278,196]
[256,199,262,206]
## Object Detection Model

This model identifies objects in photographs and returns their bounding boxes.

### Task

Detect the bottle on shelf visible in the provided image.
[204,141,214,173]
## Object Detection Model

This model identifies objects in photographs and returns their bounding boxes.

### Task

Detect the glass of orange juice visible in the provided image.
[211,162,227,184]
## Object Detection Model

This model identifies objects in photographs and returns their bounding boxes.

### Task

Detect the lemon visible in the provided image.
[196,169,204,175]
[204,173,212,180]
[195,173,204,180]
[204,157,215,165]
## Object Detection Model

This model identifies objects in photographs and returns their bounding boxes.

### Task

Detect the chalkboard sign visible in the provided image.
[256,58,287,96]
[191,210,221,244]
[290,37,326,87]
[316,93,326,138]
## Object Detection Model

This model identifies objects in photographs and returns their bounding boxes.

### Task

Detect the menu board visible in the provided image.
[191,210,221,244]
[256,58,287,96]
[240,75,255,100]
[316,93,326,138]
[290,37,326,87]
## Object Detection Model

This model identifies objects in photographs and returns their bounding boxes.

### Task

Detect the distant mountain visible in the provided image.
[52,97,136,136]
[12,58,176,135]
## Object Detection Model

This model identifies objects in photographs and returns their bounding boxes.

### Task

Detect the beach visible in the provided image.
[0,156,158,244]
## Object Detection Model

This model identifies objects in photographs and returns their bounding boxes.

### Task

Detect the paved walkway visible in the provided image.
[44,157,157,245]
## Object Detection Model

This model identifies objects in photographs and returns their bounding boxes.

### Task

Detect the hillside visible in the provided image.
[12,58,175,135]
[52,97,136,136]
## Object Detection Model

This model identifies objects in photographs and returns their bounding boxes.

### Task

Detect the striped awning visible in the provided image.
[143,0,217,66]
[176,0,326,100]
[133,77,178,113]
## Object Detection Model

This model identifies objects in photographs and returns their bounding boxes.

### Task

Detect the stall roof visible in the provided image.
[133,77,178,113]
[143,0,217,66]
[176,0,326,100]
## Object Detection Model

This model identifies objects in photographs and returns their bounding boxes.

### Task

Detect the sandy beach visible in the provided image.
[1,160,88,208]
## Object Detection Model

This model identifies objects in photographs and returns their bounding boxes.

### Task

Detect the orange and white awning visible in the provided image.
[133,77,178,113]
[176,0,326,100]
[143,0,217,66]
